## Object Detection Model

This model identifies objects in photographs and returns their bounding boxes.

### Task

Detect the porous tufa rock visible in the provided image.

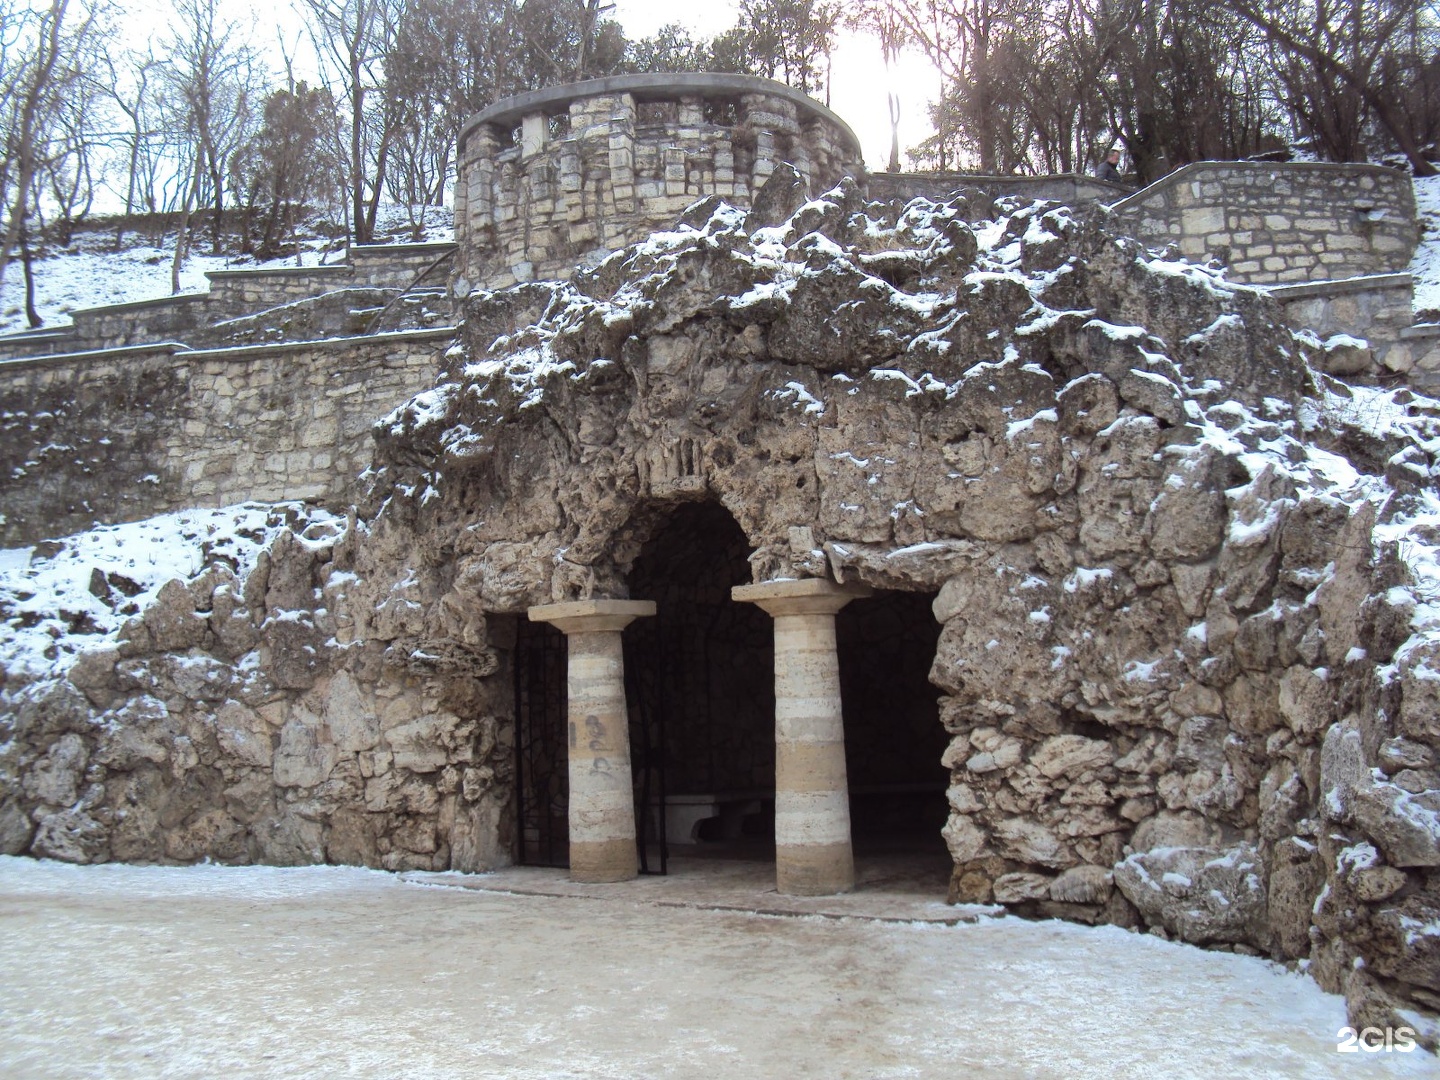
[1113,843,1268,946]
[4,181,1440,1036]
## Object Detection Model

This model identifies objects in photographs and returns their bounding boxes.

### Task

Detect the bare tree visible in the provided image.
[37,42,107,244]
[298,0,401,246]
[105,49,165,248]
[1227,0,1439,174]
[893,0,1286,179]
[0,0,107,296]
[889,0,1027,172]
[161,0,261,281]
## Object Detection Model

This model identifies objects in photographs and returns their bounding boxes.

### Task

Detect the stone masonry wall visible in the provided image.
[347,243,457,289]
[1274,274,1440,388]
[0,244,457,360]
[866,172,1128,207]
[68,294,211,352]
[1110,162,1417,284]
[0,329,451,545]
[453,75,863,293]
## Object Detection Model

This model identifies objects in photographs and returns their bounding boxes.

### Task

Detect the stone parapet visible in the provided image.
[346,242,457,289]
[203,264,355,318]
[66,292,211,352]
[0,325,77,359]
[1109,161,1416,285]
[0,243,458,361]
[866,171,1129,208]
[0,328,453,544]
[452,74,864,293]
[1269,273,1419,381]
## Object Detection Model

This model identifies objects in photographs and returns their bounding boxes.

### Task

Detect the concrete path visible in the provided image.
[0,856,1430,1079]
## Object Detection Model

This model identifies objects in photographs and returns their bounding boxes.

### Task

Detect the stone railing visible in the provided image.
[866,171,1129,209]
[1109,161,1416,285]
[1270,273,1440,388]
[0,242,457,360]
[452,73,865,293]
[348,241,456,289]
[0,328,453,545]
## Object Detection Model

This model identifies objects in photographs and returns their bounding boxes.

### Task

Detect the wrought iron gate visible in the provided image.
[513,613,671,874]
[625,613,669,876]
[513,618,569,867]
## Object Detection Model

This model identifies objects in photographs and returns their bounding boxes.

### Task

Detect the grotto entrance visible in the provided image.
[623,501,776,872]
[835,591,950,886]
[515,498,951,894]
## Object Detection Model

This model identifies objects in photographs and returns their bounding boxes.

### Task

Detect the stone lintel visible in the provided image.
[732,578,871,617]
[527,599,656,634]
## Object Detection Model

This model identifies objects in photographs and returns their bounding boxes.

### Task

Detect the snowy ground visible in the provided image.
[0,857,1430,1079]
[0,204,454,335]
[0,503,344,681]
[1410,175,1440,317]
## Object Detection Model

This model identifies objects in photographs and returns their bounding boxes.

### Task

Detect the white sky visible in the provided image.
[610,0,942,169]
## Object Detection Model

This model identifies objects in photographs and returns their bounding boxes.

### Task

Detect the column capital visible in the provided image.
[732,578,871,618]
[527,599,656,635]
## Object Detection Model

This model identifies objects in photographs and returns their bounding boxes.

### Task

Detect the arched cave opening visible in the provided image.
[836,590,951,882]
[624,501,776,866]
[513,503,950,888]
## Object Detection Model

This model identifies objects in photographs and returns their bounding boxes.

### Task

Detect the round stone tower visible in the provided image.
[452,73,865,295]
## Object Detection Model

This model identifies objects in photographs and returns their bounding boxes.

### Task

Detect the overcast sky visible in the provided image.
[609,0,942,169]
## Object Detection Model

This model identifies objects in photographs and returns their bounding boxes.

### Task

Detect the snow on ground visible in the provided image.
[1409,175,1440,317]
[0,502,344,681]
[0,204,454,335]
[0,856,1431,1079]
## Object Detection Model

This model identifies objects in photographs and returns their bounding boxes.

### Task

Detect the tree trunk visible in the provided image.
[19,224,40,328]
[172,165,202,295]
[0,0,69,292]
[887,93,901,173]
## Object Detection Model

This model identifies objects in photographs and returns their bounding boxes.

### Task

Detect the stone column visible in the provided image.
[528,599,655,883]
[732,578,871,895]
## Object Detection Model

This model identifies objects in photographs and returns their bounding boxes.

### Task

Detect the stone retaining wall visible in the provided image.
[452,73,864,293]
[1270,273,1440,385]
[0,329,452,545]
[866,171,1128,208]
[1110,162,1416,284]
[0,243,457,360]
[348,243,456,289]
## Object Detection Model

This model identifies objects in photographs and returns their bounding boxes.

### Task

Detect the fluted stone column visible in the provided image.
[528,599,655,883]
[732,578,871,895]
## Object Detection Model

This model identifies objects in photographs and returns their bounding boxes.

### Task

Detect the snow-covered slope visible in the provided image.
[1409,174,1440,317]
[0,503,344,680]
[0,205,454,336]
